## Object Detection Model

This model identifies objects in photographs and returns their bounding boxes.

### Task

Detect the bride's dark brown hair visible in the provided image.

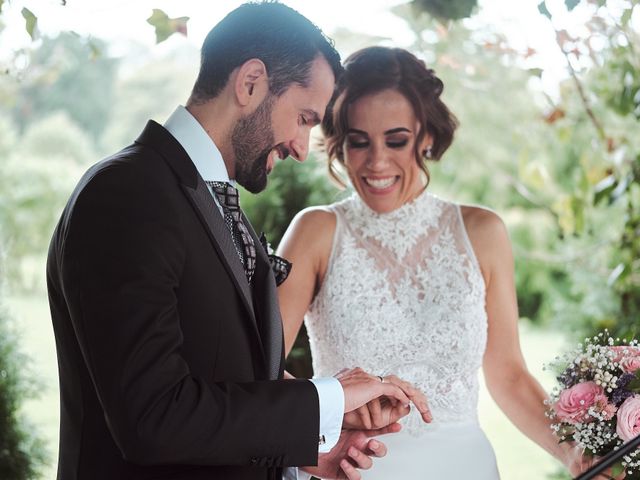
[322,46,458,187]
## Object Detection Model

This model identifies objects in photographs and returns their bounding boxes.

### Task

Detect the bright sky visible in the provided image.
[0,0,638,95]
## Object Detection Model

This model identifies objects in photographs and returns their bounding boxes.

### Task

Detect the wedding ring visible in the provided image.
[377,375,385,383]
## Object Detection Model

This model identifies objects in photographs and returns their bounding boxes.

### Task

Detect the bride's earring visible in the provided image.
[423,145,433,159]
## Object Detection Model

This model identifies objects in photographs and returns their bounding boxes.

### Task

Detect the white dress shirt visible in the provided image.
[164,106,344,472]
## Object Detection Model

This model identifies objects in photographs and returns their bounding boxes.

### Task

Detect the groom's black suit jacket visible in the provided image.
[46,121,320,480]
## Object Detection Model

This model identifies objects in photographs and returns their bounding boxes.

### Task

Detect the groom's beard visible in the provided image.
[232,95,276,194]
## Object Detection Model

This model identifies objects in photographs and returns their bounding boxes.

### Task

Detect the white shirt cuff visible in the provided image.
[283,467,303,480]
[310,377,344,453]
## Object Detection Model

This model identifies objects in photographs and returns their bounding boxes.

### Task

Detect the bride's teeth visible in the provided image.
[365,177,395,189]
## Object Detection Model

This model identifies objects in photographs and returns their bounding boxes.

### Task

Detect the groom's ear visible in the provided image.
[234,58,269,108]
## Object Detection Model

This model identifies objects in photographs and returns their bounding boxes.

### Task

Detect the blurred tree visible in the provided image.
[524,0,639,340]
[411,0,478,21]
[10,33,118,142]
[101,44,198,153]
[0,111,89,290]
[0,281,47,479]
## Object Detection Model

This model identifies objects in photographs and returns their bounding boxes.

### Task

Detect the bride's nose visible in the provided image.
[365,144,391,171]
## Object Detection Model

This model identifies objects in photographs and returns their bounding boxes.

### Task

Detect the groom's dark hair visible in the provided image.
[190,1,342,103]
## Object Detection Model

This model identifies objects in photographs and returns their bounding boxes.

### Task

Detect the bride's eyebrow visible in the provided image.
[384,127,411,135]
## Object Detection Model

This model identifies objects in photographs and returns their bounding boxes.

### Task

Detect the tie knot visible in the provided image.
[208,181,240,212]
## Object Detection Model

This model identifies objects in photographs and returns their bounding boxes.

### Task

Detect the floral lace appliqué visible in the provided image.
[306,191,488,436]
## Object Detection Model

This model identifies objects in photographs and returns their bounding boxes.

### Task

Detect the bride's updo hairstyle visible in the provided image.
[322,46,458,187]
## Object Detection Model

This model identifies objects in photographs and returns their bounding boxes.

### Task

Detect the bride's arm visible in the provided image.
[276,207,336,356]
[462,207,582,473]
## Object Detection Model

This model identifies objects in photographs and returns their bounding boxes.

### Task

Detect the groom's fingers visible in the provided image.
[347,445,373,470]
[339,459,361,480]
[365,439,387,458]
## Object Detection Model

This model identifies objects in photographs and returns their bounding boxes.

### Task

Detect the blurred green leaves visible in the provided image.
[411,0,478,21]
[21,7,36,40]
[146,9,189,44]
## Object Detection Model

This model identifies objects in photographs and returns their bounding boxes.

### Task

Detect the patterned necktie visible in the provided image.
[207,181,256,283]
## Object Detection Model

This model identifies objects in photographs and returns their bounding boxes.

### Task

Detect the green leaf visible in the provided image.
[608,263,629,287]
[528,68,543,77]
[593,175,616,205]
[88,41,101,61]
[21,7,37,41]
[538,1,552,19]
[0,0,4,15]
[628,370,640,391]
[622,8,632,26]
[612,462,625,477]
[146,9,189,44]
[565,0,580,11]
[411,0,478,21]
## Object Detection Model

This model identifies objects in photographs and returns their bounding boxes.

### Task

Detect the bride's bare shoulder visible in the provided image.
[289,206,337,236]
[459,205,506,239]
[279,205,337,258]
[459,204,511,272]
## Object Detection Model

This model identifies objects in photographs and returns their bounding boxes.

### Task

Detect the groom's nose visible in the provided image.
[288,131,310,163]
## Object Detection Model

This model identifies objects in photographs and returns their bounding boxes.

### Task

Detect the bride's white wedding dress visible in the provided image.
[305,190,500,479]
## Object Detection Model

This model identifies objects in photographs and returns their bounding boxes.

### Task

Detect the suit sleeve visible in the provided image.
[59,160,320,468]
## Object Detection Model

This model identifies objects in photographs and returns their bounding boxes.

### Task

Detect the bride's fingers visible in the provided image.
[385,375,432,422]
[356,405,372,430]
[367,397,384,428]
[377,382,411,407]
[365,422,402,437]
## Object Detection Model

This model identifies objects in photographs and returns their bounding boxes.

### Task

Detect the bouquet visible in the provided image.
[546,331,640,478]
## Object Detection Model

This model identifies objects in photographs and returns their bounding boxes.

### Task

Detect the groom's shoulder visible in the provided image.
[65,142,173,215]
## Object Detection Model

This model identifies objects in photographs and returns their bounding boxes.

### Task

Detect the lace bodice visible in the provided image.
[305,190,488,435]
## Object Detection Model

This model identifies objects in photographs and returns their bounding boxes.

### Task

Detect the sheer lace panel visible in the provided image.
[305,191,488,435]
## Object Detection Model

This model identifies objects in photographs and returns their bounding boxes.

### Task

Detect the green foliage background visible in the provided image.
[0,286,46,479]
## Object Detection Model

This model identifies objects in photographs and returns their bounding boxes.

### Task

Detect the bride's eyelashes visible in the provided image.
[345,136,411,150]
[386,137,409,148]
[346,137,369,149]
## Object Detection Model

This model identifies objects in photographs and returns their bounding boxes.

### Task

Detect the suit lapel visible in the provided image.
[243,214,284,380]
[135,121,265,364]
[183,179,256,323]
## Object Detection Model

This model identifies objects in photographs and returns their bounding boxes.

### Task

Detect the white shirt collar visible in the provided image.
[164,105,232,184]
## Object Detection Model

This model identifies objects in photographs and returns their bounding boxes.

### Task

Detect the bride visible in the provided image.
[277,46,593,478]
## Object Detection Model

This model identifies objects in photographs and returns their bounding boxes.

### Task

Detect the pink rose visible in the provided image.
[621,356,640,373]
[554,381,604,424]
[616,395,640,441]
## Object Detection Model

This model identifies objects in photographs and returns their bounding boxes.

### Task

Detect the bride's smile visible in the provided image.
[343,88,431,214]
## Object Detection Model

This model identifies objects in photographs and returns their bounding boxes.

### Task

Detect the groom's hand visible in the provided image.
[336,369,432,430]
[301,423,400,480]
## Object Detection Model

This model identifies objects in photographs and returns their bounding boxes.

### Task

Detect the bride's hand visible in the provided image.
[342,374,432,430]
[563,443,626,479]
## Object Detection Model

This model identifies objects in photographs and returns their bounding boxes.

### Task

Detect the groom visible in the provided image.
[46,3,419,480]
